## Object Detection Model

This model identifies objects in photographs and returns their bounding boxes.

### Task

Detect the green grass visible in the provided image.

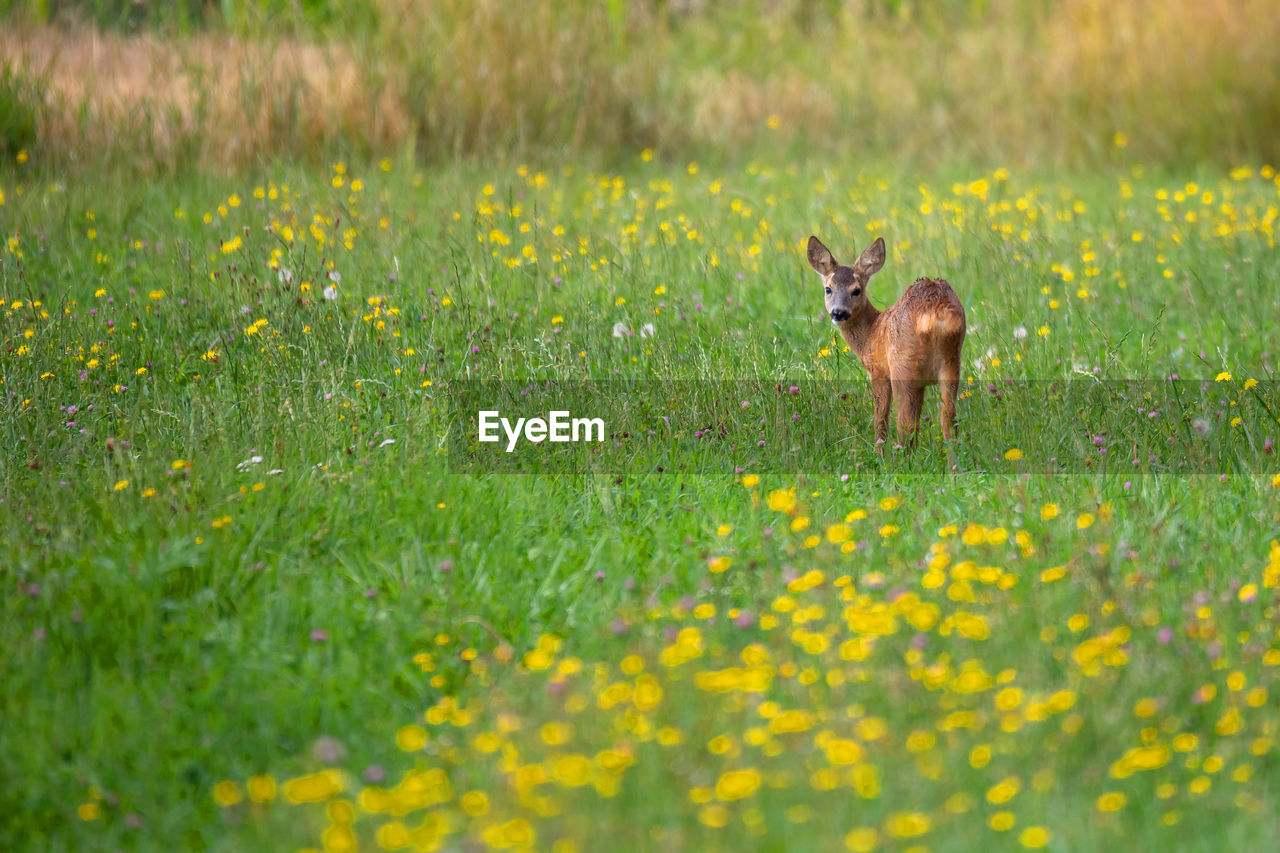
[3,153,1280,852]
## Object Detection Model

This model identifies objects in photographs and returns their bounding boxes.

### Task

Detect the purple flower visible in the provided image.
[310,629,329,642]
[311,736,344,763]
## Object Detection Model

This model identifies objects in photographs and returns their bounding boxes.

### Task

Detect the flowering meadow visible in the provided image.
[4,150,1280,852]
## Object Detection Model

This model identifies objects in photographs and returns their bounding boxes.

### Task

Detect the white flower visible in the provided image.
[1013,326,1027,340]
[612,322,631,339]
[323,284,338,301]
[236,454,264,472]
[277,267,293,284]
[640,323,655,338]
[328,270,342,283]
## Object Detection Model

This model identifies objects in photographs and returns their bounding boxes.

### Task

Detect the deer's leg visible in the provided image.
[871,378,892,446]
[938,367,960,441]
[893,380,924,446]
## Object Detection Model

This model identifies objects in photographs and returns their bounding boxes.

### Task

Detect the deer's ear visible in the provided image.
[807,236,837,276]
[856,237,886,276]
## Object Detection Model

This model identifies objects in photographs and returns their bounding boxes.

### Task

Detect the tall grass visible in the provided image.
[1,0,1278,171]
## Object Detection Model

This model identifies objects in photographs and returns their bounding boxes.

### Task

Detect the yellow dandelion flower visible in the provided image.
[698,804,729,828]
[246,774,277,803]
[1019,826,1051,848]
[986,776,1021,804]
[715,768,761,801]
[460,790,489,816]
[766,488,796,512]
[282,770,343,804]
[883,812,931,838]
[1097,791,1126,812]
[396,725,428,751]
[552,754,593,787]
[844,827,879,852]
[212,780,244,807]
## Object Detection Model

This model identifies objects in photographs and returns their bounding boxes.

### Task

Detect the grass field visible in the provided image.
[4,149,1280,852]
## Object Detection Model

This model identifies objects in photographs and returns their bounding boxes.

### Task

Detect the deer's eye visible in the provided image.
[824,286,832,295]
[851,287,862,297]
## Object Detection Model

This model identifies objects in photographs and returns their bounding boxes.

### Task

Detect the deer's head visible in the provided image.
[807,235,885,324]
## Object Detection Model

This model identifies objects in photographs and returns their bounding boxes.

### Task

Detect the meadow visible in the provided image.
[4,147,1280,851]
[4,2,1280,851]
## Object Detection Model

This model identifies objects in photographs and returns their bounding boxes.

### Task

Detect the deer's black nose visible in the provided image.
[830,309,850,323]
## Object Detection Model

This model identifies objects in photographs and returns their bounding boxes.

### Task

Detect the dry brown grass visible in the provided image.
[2,0,1278,172]
[1,22,408,170]
[1044,0,1280,161]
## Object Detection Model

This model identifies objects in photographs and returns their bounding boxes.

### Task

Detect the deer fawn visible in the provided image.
[807,235,966,445]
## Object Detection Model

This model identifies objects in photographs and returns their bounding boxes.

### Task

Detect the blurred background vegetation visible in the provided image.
[1,0,1278,172]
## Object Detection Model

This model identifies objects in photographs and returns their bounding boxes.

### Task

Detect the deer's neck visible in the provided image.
[836,304,882,365]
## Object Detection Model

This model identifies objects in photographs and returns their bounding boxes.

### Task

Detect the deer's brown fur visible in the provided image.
[807,234,966,445]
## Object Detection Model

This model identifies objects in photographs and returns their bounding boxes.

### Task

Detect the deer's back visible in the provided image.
[877,278,966,380]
